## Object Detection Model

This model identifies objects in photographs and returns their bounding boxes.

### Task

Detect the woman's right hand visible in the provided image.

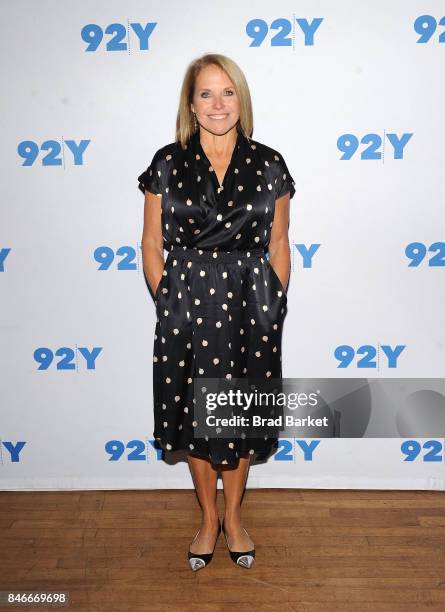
[152,273,163,297]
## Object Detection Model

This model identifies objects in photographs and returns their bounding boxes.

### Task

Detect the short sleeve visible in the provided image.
[274,153,296,200]
[137,148,165,196]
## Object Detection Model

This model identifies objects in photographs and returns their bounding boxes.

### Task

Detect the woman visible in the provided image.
[138,53,295,571]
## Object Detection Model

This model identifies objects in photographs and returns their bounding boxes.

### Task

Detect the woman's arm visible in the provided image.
[141,191,165,297]
[268,193,291,292]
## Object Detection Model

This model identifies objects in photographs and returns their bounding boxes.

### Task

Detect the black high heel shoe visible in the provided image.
[222,519,255,568]
[188,518,221,572]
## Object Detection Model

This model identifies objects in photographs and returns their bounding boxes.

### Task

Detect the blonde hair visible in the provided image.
[175,53,254,149]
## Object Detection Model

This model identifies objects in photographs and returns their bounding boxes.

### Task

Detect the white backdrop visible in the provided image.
[1,0,444,490]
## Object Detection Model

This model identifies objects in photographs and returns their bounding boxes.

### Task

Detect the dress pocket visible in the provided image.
[265,259,287,302]
[153,268,167,303]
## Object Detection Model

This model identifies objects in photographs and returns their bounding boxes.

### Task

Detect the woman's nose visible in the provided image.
[212,96,224,109]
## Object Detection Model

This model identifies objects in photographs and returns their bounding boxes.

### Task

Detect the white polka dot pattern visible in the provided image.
[137,129,294,466]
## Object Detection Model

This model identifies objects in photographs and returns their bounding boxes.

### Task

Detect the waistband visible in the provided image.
[168,246,266,262]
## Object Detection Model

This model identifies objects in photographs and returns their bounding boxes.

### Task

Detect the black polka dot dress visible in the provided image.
[138,128,295,466]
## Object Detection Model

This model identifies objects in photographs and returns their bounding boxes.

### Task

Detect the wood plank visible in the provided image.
[1,488,444,609]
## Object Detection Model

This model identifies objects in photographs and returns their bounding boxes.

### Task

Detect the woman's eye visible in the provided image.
[200,90,235,97]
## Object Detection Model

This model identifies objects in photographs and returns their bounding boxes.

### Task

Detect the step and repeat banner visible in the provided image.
[1,0,444,490]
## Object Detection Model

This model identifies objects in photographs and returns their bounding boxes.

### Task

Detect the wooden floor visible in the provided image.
[1,488,445,611]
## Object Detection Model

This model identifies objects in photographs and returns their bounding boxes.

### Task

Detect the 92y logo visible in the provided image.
[105,439,164,462]
[414,15,445,43]
[81,22,157,52]
[0,248,11,271]
[337,132,413,160]
[401,440,444,462]
[246,17,323,47]
[34,347,103,371]
[335,344,406,369]
[18,139,90,167]
[0,441,26,463]
[405,242,445,267]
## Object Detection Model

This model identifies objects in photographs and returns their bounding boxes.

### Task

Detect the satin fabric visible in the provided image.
[138,128,295,465]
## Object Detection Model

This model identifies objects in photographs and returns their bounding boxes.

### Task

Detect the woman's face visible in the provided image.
[191,64,240,137]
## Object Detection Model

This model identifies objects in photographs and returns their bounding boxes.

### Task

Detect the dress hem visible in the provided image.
[153,435,275,467]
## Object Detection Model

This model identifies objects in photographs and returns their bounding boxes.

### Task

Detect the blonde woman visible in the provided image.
[138,53,295,570]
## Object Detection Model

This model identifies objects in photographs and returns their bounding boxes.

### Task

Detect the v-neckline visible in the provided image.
[196,130,241,191]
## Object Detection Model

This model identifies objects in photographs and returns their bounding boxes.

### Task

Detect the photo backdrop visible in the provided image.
[1,0,444,490]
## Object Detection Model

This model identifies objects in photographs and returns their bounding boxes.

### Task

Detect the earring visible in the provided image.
[193,112,198,131]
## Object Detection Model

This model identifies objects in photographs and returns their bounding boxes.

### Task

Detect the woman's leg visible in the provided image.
[187,453,220,554]
[221,453,254,550]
